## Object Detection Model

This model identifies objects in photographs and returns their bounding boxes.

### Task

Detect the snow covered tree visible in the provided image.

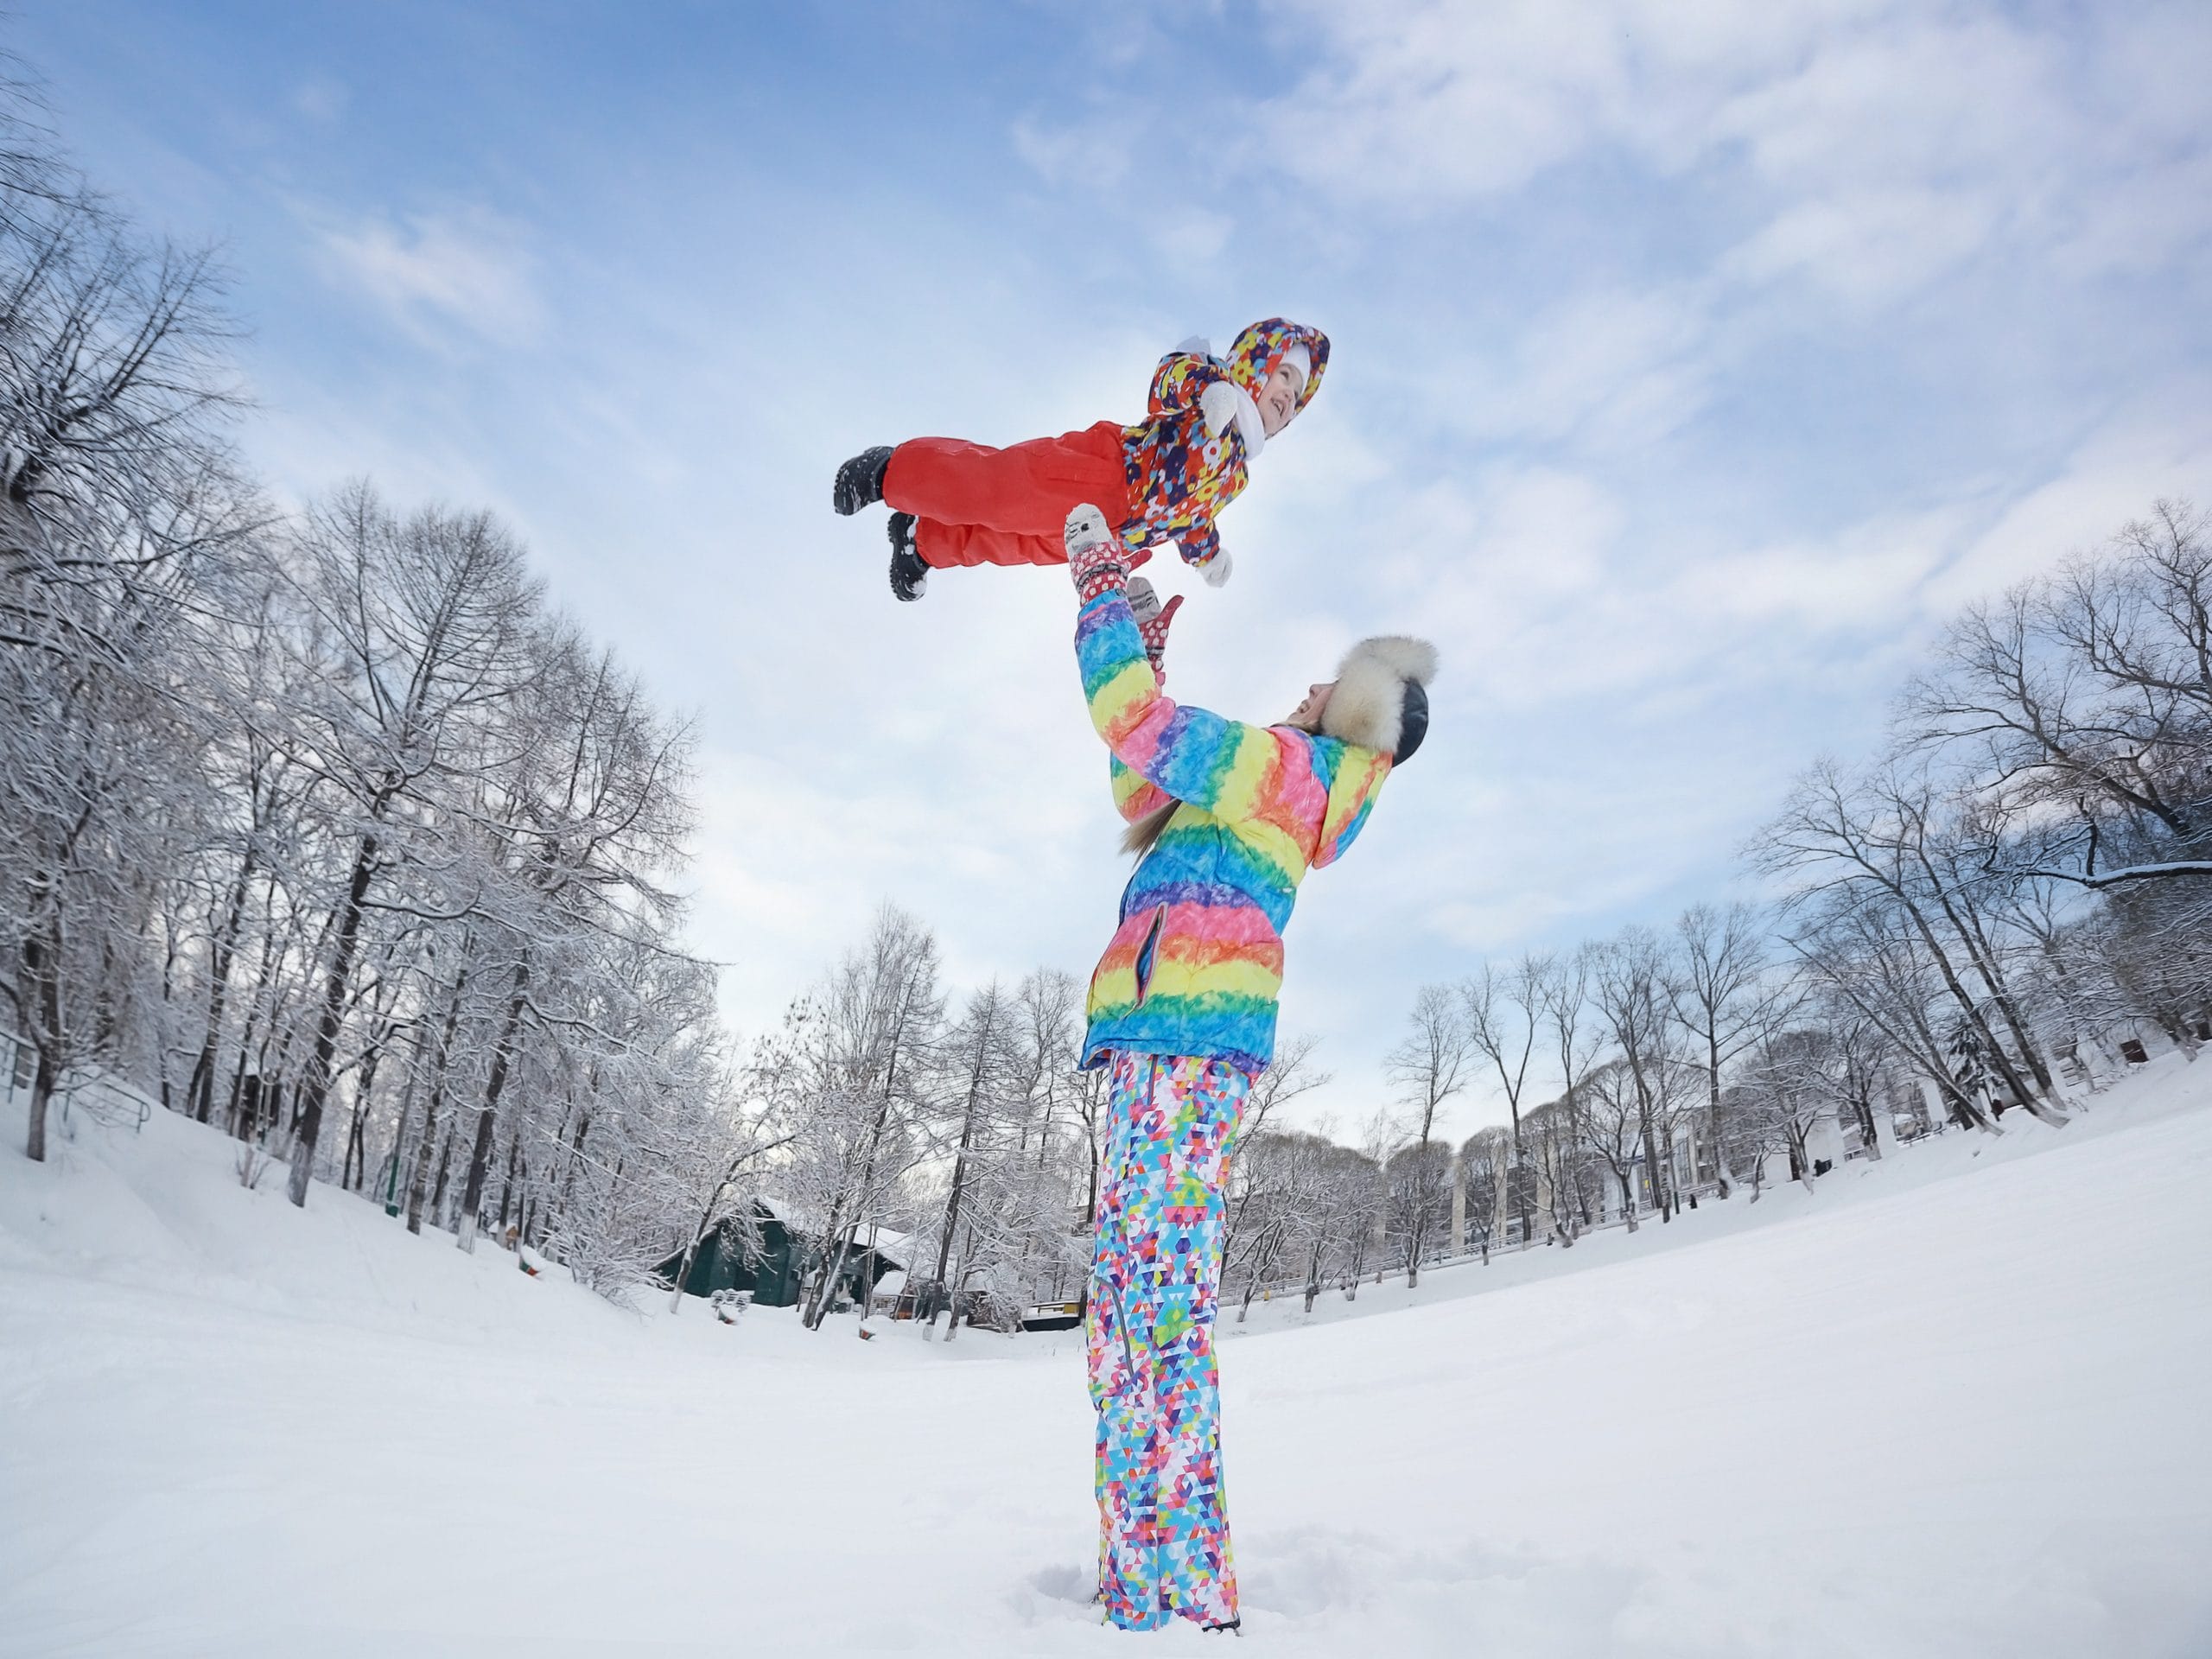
[0,94,257,1160]
[772,905,944,1331]
[270,486,540,1207]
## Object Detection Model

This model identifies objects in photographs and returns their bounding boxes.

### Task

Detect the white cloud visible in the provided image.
[1453,285,1719,453]
[1236,0,1897,208]
[1719,187,1997,307]
[1668,504,1969,626]
[1037,0,2212,325]
[1925,400,2212,611]
[289,74,348,124]
[1010,114,1133,190]
[311,207,547,347]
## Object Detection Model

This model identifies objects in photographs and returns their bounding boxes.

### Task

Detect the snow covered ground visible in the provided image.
[3,1061,2209,1657]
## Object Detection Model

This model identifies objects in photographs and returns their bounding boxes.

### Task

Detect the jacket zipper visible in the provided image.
[1132,904,1167,1008]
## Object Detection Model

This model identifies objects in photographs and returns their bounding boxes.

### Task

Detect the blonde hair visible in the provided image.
[1121,800,1178,860]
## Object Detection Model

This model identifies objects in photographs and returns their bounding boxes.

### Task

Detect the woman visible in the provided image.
[1064,504,1437,1633]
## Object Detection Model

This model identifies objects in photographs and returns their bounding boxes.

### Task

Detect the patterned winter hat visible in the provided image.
[1226,318,1330,414]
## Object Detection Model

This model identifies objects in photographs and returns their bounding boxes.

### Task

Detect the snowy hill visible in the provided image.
[3,1060,2209,1657]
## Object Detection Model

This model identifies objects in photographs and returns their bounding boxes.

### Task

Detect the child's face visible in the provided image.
[1257,361,1307,437]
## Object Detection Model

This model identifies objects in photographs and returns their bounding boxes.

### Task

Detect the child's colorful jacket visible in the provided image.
[1074,580,1389,1077]
[1118,318,1329,581]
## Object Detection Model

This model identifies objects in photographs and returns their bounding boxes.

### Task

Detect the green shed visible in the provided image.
[658,1198,907,1310]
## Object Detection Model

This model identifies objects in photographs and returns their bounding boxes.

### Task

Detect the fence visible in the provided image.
[0,1028,157,1135]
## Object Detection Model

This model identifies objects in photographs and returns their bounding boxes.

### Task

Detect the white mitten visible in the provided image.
[1198,380,1241,437]
[1064,502,1113,558]
[1202,548,1233,588]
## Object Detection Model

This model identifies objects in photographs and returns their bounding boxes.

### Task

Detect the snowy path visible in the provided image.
[3,1064,2209,1656]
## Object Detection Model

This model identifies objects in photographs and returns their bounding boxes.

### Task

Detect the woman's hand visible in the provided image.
[1126,577,1184,684]
[1066,503,1130,603]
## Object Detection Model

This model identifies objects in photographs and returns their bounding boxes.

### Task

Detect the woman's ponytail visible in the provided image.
[1120,800,1178,860]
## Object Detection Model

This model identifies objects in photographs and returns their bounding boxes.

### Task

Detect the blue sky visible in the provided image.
[22,0,2212,1136]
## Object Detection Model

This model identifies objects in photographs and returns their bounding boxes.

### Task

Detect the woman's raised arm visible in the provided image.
[1074,582,1285,828]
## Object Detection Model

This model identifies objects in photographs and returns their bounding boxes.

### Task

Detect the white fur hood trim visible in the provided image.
[1321,635,1439,755]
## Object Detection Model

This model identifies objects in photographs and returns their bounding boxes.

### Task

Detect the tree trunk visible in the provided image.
[1854,1094,1883,1160]
[1637,1108,1669,1225]
[406,966,471,1236]
[552,1084,591,1236]
[1705,1032,1734,1198]
[668,1180,734,1315]
[18,925,61,1161]
[187,848,257,1124]
[1897,893,2050,1126]
[928,1099,981,1339]
[456,964,528,1253]
[1924,865,2059,1103]
[285,832,378,1208]
[429,1130,454,1228]
[498,1125,521,1231]
[805,1078,901,1332]
[342,1037,385,1192]
[944,1223,976,1344]
[23,1039,55,1164]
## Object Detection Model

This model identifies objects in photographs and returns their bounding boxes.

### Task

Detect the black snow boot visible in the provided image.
[887,512,929,601]
[833,445,895,515]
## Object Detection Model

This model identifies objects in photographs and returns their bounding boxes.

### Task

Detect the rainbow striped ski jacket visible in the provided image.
[1075,584,1389,1076]
[1118,318,1329,577]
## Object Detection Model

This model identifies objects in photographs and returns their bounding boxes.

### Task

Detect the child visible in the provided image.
[832,318,1328,601]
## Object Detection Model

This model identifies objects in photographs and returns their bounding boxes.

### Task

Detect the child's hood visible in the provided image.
[1225,319,1330,414]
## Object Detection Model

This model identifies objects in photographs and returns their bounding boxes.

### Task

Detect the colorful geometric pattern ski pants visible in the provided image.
[1087,1050,1249,1631]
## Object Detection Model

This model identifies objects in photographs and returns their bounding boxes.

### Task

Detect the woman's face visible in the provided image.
[1257,362,1306,436]
[1286,680,1336,731]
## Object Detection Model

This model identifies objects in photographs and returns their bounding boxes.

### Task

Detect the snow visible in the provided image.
[3,1060,2209,1656]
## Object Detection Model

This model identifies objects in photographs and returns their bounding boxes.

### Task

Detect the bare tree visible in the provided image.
[1754,757,2066,1126]
[1666,902,1793,1198]
[1574,1060,1649,1230]
[1902,501,2212,894]
[1463,955,1546,1241]
[1383,982,1471,1286]
[1457,1125,1517,1259]
[1590,926,1684,1222]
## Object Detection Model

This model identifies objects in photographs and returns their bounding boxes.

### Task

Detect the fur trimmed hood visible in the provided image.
[1320,635,1438,758]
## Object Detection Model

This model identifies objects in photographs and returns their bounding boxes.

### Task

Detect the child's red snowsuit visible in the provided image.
[883,423,1137,572]
[881,319,1328,579]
